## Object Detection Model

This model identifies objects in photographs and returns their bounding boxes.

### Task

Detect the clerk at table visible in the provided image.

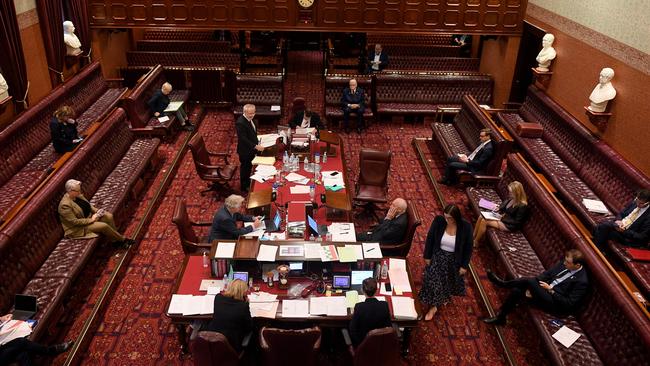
[289,108,324,131]
[349,278,392,346]
[204,279,253,352]
[355,198,408,244]
[208,194,261,242]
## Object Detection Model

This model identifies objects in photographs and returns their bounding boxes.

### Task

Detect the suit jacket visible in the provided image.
[498,199,530,231]
[146,89,170,114]
[536,261,590,314]
[208,206,254,242]
[205,294,253,352]
[365,213,408,245]
[467,140,495,172]
[423,216,473,268]
[341,87,366,114]
[235,115,258,159]
[349,298,392,346]
[367,51,389,72]
[289,111,324,130]
[50,117,79,153]
[615,201,650,246]
[58,193,99,239]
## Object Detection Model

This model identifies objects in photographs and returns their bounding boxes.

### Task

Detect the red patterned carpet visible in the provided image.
[52,51,550,365]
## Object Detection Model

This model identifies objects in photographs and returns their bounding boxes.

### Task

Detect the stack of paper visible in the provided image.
[199,279,223,291]
[168,294,215,315]
[391,296,418,320]
[326,296,348,316]
[278,245,305,257]
[285,172,308,182]
[388,267,412,293]
[304,243,323,259]
[319,245,339,262]
[337,246,357,262]
[328,222,356,242]
[389,258,406,270]
[362,242,382,258]
[290,185,311,194]
[249,301,279,318]
[251,164,278,183]
[257,133,281,148]
[323,174,345,190]
[295,127,316,135]
[281,299,310,318]
[215,242,235,258]
[345,291,359,308]
[309,297,328,315]
[552,326,581,348]
[582,198,610,214]
[251,156,276,165]
[257,244,278,261]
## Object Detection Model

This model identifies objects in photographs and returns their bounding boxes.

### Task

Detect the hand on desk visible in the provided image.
[255,145,265,152]
[252,218,262,228]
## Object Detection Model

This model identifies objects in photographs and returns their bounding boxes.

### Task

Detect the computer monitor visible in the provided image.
[232,272,249,283]
[332,275,351,289]
[289,262,303,271]
[273,211,281,228]
[351,270,375,285]
[307,215,319,236]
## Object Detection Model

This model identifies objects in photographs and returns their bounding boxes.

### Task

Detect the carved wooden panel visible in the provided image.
[89,0,526,34]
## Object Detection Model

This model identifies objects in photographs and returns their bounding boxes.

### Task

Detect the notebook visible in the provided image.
[626,248,650,262]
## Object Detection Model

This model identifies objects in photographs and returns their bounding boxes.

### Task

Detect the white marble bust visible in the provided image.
[588,68,616,113]
[0,73,8,100]
[63,21,82,56]
[535,34,557,72]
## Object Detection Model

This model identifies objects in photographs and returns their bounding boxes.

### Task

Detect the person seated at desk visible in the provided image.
[473,181,530,247]
[355,198,408,245]
[289,108,324,131]
[439,129,495,186]
[482,249,589,325]
[208,194,261,242]
[146,82,193,131]
[367,43,388,73]
[204,279,253,352]
[349,278,392,346]
[50,105,82,153]
[593,189,650,250]
[1,313,74,366]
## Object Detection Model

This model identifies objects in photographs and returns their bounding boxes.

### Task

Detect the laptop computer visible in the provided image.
[332,275,351,290]
[350,270,375,291]
[12,294,38,321]
[264,211,282,232]
[232,272,249,283]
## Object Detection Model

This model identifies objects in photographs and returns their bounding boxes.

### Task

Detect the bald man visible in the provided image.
[147,82,193,131]
[356,198,408,244]
[235,104,264,192]
[341,78,366,133]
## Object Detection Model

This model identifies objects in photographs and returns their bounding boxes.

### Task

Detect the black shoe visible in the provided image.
[481,316,506,325]
[487,270,507,288]
[53,340,74,354]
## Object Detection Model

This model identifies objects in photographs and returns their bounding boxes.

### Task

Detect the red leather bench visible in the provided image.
[136,40,232,53]
[233,74,283,120]
[143,29,214,41]
[367,33,454,46]
[467,154,650,365]
[380,44,462,58]
[126,51,241,70]
[0,62,127,223]
[384,57,480,72]
[431,95,511,184]
[0,107,159,341]
[324,75,374,126]
[121,65,190,137]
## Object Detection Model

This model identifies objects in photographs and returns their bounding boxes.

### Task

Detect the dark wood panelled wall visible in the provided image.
[88,0,527,34]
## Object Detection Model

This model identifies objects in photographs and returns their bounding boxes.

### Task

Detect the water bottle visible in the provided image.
[380,259,388,280]
[309,233,315,241]
[304,156,310,171]
[309,184,315,201]
[248,278,253,289]
[314,152,320,164]
[202,251,209,268]
[283,151,289,165]
[223,273,229,289]
[323,152,328,163]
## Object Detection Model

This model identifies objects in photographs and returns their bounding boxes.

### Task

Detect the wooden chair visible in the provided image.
[381,200,421,257]
[354,149,391,221]
[341,327,401,366]
[188,133,237,199]
[172,198,212,254]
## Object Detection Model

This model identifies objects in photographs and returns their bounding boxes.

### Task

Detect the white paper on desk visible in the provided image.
[582,198,610,214]
[199,295,216,314]
[207,286,220,295]
[362,243,383,259]
[326,296,348,316]
[388,268,412,293]
[250,174,269,184]
[270,105,281,111]
[244,223,266,238]
[379,282,393,296]
[309,297,328,315]
[296,127,316,135]
[285,172,307,182]
[346,244,364,261]
[182,295,204,316]
[389,258,406,271]
[391,296,418,320]
[258,133,280,148]
[168,294,192,314]
[328,222,356,242]
[215,242,236,258]
[296,178,311,185]
[157,116,170,123]
[290,185,311,194]
[266,232,286,240]
[278,245,305,257]
[200,279,222,291]
[552,326,581,348]
[321,171,341,178]
[255,164,278,174]
[323,176,345,187]
[304,243,323,259]
[257,244,278,261]
[248,292,278,303]
[281,299,310,318]
[481,211,502,221]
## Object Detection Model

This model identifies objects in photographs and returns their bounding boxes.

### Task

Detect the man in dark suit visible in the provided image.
[483,249,590,325]
[349,278,392,346]
[208,194,261,242]
[593,189,650,250]
[367,43,389,73]
[289,108,324,131]
[440,128,495,185]
[235,104,264,193]
[356,198,408,245]
[147,82,193,130]
[341,78,366,133]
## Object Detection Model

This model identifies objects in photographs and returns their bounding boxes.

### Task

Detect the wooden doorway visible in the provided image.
[509,21,546,102]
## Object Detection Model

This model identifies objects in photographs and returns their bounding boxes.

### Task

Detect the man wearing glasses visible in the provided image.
[439,129,495,186]
[593,189,650,250]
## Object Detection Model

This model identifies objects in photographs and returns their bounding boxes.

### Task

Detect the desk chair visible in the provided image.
[172,198,212,254]
[341,327,401,366]
[260,326,321,366]
[190,329,248,366]
[354,149,391,222]
[290,97,306,118]
[381,200,421,257]
[188,133,237,199]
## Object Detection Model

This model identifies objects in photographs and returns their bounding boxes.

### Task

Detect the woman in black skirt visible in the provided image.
[419,204,473,321]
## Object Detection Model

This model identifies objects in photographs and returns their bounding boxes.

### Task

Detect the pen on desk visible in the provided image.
[366,248,375,252]
[340,231,349,235]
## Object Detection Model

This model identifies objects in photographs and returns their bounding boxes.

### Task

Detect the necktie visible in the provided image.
[550,269,572,288]
[301,118,310,128]
[249,118,256,132]
[468,141,487,160]
[621,208,640,230]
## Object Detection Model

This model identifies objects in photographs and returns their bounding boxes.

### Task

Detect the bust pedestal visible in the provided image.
[584,106,612,132]
[531,68,553,89]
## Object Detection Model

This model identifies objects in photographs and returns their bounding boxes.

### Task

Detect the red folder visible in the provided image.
[626,248,650,262]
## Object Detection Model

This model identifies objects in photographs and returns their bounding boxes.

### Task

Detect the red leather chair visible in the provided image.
[188,133,237,198]
[381,200,421,257]
[190,330,243,366]
[259,326,321,366]
[290,97,306,118]
[342,327,401,366]
[171,198,212,254]
[354,149,391,221]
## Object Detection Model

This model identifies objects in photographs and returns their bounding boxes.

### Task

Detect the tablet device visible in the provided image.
[332,275,351,290]
[232,272,249,283]
[351,270,374,285]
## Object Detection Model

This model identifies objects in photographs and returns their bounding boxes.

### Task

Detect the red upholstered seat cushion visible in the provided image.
[355,185,387,203]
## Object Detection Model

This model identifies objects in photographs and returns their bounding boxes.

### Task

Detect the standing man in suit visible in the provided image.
[593,189,650,250]
[349,278,392,346]
[439,128,495,185]
[356,198,408,245]
[289,108,324,131]
[341,78,366,134]
[367,43,389,73]
[208,194,261,242]
[482,249,590,325]
[235,104,264,193]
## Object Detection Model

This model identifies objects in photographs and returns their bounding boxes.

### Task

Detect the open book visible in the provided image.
[164,101,184,113]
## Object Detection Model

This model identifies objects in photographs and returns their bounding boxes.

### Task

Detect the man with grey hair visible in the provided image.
[235,104,264,193]
[355,198,408,244]
[58,179,134,247]
[208,194,262,241]
[147,82,193,131]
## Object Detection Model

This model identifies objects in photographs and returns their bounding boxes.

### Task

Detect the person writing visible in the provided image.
[208,194,262,242]
[50,106,82,153]
[473,181,530,247]
[146,82,193,130]
[1,313,73,366]
[341,78,366,133]
[349,278,391,346]
[204,279,253,352]
[439,129,495,186]
[419,204,473,321]
[592,189,650,250]
[483,249,589,325]
[355,198,408,245]
[58,179,134,247]
[235,104,264,193]
[289,108,324,130]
